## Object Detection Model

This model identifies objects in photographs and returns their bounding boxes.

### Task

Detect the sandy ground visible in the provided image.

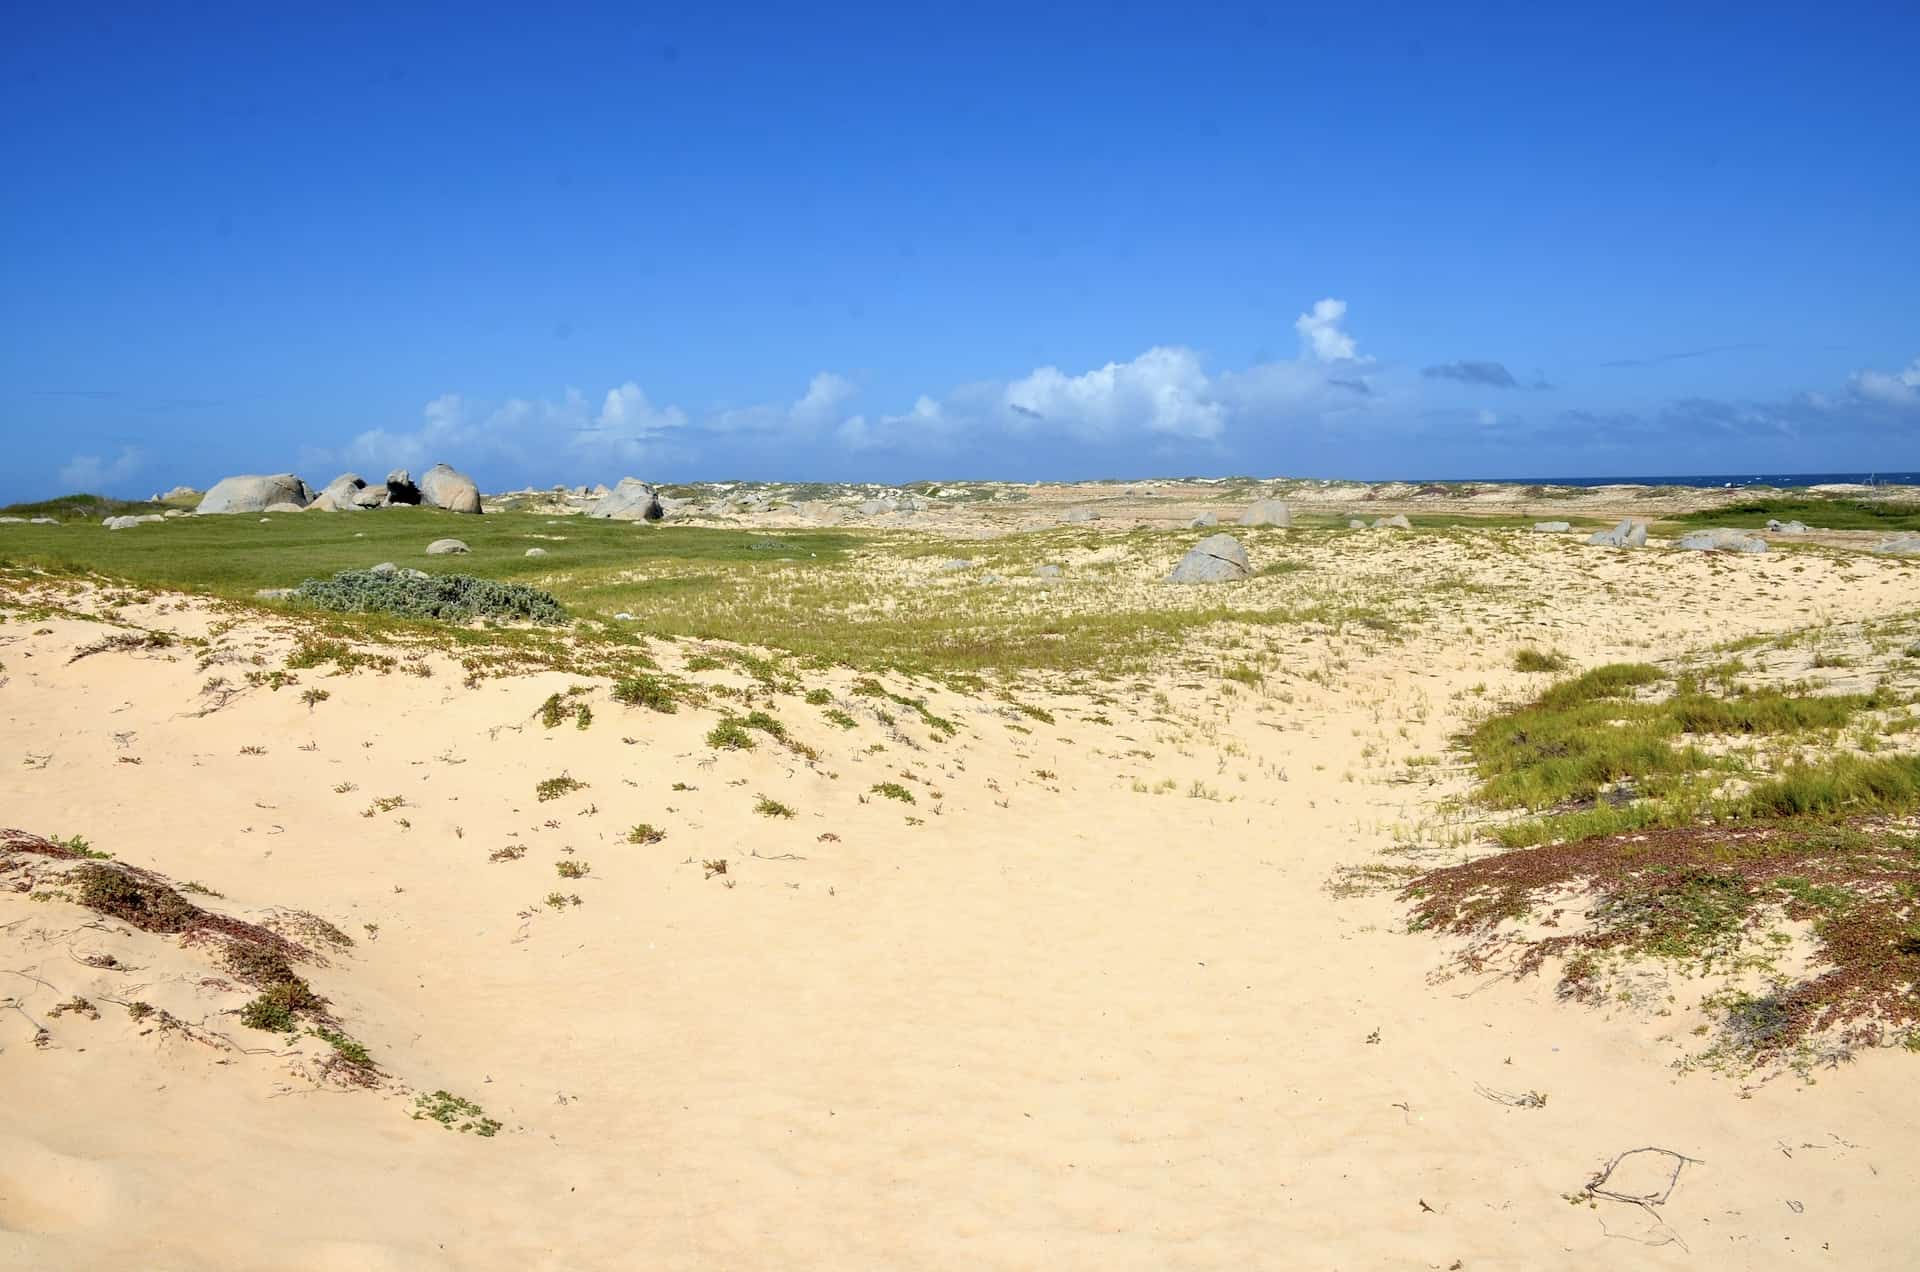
[4,526,1920,1270]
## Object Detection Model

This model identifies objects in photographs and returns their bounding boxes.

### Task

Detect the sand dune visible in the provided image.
[5,525,1920,1269]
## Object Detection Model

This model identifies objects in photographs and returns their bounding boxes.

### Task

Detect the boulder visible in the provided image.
[28,517,59,525]
[425,538,470,556]
[197,473,312,514]
[1532,521,1571,533]
[385,469,421,505]
[160,485,198,501]
[419,463,483,514]
[164,509,187,518]
[1349,518,1367,529]
[1371,514,1412,530]
[1063,508,1100,523]
[352,484,392,509]
[368,562,399,574]
[1875,535,1920,556]
[264,502,306,514]
[103,515,142,530]
[1187,511,1218,529]
[315,473,367,510]
[1587,518,1649,548]
[525,547,548,557]
[1032,564,1063,578]
[1165,534,1252,584]
[0,517,24,524]
[589,477,664,522]
[1765,519,1809,534]
[1677,528,1767,554]
[1238,500,1293,528]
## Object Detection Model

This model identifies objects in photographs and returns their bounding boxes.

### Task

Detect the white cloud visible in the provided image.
[585,382,687,460]
[1478,408,1499,427]
[1005,347,1225,441]
[58,446,142,491]
[1294,298,1364,363]
[791,372,858,425]
[1852,357,1920,407]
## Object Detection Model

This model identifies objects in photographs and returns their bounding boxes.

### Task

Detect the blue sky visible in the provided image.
[4,2,1917,501]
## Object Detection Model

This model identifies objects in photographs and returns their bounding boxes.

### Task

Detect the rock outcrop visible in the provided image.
[1238,500,1292,528]
[1587,519,1649,548]
[197,474,313,515]
[1676,528,1767,553]
[1165,534,1252,584]
[589,478,664,522]
[425,539,470,555]
[419,464,483,514]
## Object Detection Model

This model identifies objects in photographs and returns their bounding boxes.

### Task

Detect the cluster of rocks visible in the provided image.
[1677,528,1768,554]
[1766,518,1810,534]
[1587,519,1650,548]
[195,465,483,516]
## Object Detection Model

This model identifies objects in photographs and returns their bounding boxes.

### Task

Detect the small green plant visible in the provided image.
[412,1090,501,1136]
[871,782,915,804]
[824,709,857,729]
[804,687,832,705]
[300,687,331,709]
[543,891,581,910]
[1512,647,1571,673]
[535,774,587,802]
[754,794,796,819]
[706,718,755,750]
[309,1026,374,1069]
[626,823,666,845]
[555,859,591,879]
[489,844,527,862]
[295,569,568,625]
[612,674,678,712]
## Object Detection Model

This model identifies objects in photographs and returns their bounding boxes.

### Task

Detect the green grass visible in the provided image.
[0,492,176,520]
[871,781,915,803]
[0,511,1412,677]
[1667,498,1920,532]
[1463,657,1910,847]
[1511,647,1570,673]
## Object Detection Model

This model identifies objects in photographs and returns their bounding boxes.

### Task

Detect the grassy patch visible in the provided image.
[1667,497,1920,533]
[1404,820,1920,1062]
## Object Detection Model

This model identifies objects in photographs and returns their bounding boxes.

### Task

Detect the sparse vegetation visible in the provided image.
[535,774,587,802]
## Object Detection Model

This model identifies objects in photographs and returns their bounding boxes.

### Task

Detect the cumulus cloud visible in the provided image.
[58,446,142,491]
[1005,347,1225,441]
[1852,357,1920,407]
[1294,298,1364,363]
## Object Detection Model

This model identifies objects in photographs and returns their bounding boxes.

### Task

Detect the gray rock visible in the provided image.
[401,568,429,580]
[317,473,367,509]
[1677,528,1767,554]
[163,509,187,518]
[29,517,60,525]
[263,502,306,514]
[419,463,483,514]
[1874,535,1920,556]
[525,547,548,557]
[0,516,24,524]
[352,484,392,509]
[197,473,313,514]
[1587,518,1649,548]
[1766,519,1809,534]
[1238,499,1293,528]
[1032,564,1063,578]
[103,515,142,530]
[1165,533,1252,584]
[254,587,296,600]
[385,469,421,505]
[1349,518,1367,529]
[1371,514,1412,530]
[1063,507,1100,523]
[369,562,399,574]
[936,558,974,572]
[1187,511,1219,529]
[589,477,664,522]
[160,485,198,501]
[1532,521,1571,533]
[425,538,470,555]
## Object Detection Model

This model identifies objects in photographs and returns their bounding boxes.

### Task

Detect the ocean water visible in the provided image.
[1407,473,1920,490]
